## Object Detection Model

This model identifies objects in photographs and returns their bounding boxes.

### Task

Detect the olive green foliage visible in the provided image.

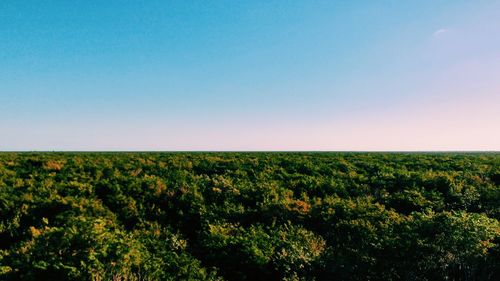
[0,152,499,280]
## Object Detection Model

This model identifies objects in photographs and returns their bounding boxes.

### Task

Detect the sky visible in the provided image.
[1,1,499,151]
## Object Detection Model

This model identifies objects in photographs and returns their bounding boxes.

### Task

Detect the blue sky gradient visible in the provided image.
[1,1,499,150]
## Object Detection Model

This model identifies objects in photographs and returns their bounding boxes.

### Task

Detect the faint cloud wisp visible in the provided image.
[433,28,450,37]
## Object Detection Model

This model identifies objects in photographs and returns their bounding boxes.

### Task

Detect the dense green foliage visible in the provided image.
[0,152,499,280]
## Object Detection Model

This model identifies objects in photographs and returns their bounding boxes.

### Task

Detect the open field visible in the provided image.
[1,152,499,280]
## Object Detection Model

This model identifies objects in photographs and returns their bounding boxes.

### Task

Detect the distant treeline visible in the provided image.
[0,152,499,280]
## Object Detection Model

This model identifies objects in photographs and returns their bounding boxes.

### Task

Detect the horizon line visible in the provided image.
[0,150,498,153]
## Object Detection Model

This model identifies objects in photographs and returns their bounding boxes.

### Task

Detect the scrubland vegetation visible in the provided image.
[0,152,499,280]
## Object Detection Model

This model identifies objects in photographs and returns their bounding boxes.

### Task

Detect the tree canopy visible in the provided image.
[0,152,499,280]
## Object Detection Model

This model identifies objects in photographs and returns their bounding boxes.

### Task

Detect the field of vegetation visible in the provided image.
[0,152,499,280]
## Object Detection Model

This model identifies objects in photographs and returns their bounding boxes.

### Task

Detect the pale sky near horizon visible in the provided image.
[1,1,499,151]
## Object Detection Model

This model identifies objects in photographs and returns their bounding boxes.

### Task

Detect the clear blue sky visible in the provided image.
[1,1,499,150]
